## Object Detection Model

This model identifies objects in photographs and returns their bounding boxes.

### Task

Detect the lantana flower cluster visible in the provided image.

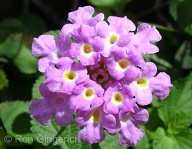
[30,6,173,146]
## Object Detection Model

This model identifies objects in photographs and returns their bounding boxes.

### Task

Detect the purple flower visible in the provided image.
[150,72,173,99]
[29,83,73,126]
[103,83,135,115]
[118,106,149,146]
[129,62,173,105]
[32,31,71,72]
[106,104,149,146]
[106,47,144,82]
[29,6,172,147]
[96,16,135,57]
[70,79,104,112]
[68,6,104,26]
[76,106,117,144]
[61,6,104,35]
[130,23,162,54]
[69,25,104,66]
[44,57,88,94]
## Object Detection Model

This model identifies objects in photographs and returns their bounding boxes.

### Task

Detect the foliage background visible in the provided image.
[0,0,192,149]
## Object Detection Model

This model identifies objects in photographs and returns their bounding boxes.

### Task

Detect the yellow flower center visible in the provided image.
[83,88,94,100]
[112,92,124,105]
[109,33,119,45]
[63,71,77,81]
[90,108,102,123]
[81,44,92,56]
[135,77,148,88]
[117,59,130,70]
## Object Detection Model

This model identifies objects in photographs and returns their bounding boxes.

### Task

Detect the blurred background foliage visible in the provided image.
[0,0,191,149]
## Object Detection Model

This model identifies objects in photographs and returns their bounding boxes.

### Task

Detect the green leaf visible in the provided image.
[0,18,24,34]
[31,118,91,149]
[169,0,192,35]
[173,129,192,149]
[138,22,176,32]
[74,57,79,63]
[169,0,183,21]
[146,107,162,130]
[177,0,192,35]
[153,127,179,149]
[13,45,38,74]
[20,13,47,36]
[158,73,192,128]
[0,57,8,63]
[143,54,173,71]
[88,0,131,15]
[0,68,8,91]
[32,75,44,99]
[0,34,22,58]
[168,111,192,134]
[175,41,192,69]
[153,127,192,149]
[0,123,6,149]
[92,143,101,149]
[44,30,60,40]
[0,141,5,149]
[135,131,151,149]
[0,101,33,145]
[100,132,126,149]
[151,95,162,108]
[94,7,112,21]
[88,0,131,7]
[0,33,37,74]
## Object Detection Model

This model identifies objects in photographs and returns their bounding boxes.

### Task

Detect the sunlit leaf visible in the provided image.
[31,119,91,149]
[135,131,151,149]
[13,45,38,74]
[153,127,192,149]
[0,68,8,91]
[100,132,126,149]
[173,130,192,149]
[158,73,192,128]
[168,111,192,134]
[0,101,33,145]
[153,127,179,149]
[32,75,44,99]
